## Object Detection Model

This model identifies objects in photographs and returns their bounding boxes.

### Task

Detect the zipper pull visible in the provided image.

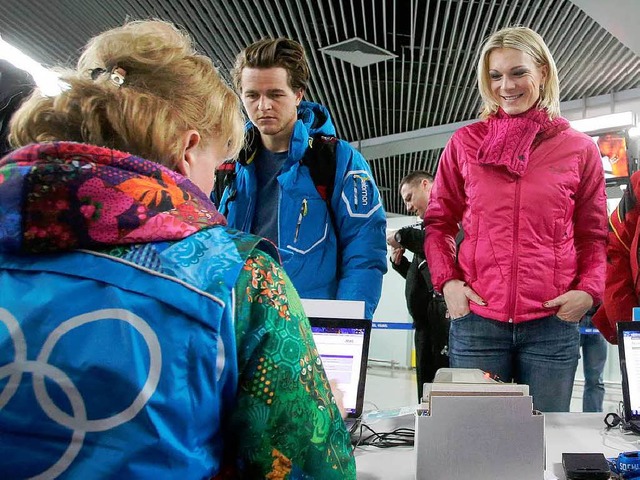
[294,198,308,243]
[353,175,359,208]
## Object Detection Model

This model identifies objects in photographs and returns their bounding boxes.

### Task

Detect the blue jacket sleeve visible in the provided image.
[331,141,387,319]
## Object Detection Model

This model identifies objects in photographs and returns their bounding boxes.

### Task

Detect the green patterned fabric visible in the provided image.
[227,252,356,479]
[105,237,356,479]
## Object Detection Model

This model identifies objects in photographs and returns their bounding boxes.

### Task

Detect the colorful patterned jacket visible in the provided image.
[0,142,355,479]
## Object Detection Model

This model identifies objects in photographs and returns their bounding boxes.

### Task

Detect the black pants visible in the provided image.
[414,298,450,401]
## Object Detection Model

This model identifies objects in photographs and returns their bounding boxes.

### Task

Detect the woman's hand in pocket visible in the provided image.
[543,290,593,323]
[442,279,486,319]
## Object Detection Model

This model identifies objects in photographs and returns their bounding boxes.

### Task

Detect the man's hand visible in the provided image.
[442,279,486,319]
[386,230,401,248]
[391,247,405,265]
[543,290,593,323]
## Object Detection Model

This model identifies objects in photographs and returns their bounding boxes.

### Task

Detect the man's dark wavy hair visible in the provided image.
[232,38,309,93]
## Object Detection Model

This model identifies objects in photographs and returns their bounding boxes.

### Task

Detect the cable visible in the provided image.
[351,422,415,450]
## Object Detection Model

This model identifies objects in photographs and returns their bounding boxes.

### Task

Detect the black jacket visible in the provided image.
[0,60,35,157]
[391,223,434,323]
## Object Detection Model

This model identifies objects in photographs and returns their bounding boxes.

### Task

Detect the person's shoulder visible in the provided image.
[240,247,280,273]
[399,222,423,233]
[228,229,280,264]
[194,226,281,266]
[333,137,358,153]
[323,137,366,165]
[450,119,487,145]
[312,134,340,148]
[562,126,596,146]
[629,171,640,193]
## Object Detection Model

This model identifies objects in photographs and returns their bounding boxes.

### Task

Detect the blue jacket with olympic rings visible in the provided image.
[0,228,265,479]
[0,142,275,479]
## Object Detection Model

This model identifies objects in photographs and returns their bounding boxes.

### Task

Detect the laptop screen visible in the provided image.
[309,317,371,418]
[617,322,640,421]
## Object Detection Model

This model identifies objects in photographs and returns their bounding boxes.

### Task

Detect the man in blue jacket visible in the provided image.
[219,38,387,319]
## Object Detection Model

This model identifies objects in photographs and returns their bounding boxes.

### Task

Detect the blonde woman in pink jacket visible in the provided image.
[424,26,607,412]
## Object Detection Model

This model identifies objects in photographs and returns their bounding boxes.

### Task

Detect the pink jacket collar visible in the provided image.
[477,107,570,176]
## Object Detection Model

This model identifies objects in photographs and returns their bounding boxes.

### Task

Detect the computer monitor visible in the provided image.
[617,321,640,427]
[309,317,371,419]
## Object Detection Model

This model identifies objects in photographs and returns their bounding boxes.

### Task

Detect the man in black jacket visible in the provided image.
[0,60,35,157]
[387,171,449,401]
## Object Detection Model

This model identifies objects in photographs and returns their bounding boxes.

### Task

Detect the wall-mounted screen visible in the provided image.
[593,132,630,183]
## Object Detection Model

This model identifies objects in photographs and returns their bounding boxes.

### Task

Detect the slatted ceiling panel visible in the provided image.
[316,2,363,140]
[561,26,609,97]
[591,51,639,96]
[595,50,632,94]
[2,0,640,213]
[424,0,452,129]
[569,36,617,97]
[429,1,460,128]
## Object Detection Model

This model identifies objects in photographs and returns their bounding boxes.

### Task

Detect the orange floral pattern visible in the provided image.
[243,255,291,320]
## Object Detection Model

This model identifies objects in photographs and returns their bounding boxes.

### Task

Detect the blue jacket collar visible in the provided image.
[238,101,336,168]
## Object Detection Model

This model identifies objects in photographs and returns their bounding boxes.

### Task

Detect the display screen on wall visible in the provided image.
[593,132,630,182]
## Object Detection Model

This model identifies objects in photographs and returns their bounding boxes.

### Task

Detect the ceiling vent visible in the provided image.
[320,37,396,68]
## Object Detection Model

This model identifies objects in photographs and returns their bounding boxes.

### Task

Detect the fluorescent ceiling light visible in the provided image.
[0,37,63,96]
[570,111,636,135]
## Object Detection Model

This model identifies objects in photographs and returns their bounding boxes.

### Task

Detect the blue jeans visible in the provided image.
[449,313,580,412]
[579,315,608,412]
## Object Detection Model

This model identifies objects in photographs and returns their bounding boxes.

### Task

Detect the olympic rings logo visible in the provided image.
[0,308,162,479]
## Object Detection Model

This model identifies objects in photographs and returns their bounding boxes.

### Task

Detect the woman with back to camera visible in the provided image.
[0,20,354,479]
[424,26,608,412]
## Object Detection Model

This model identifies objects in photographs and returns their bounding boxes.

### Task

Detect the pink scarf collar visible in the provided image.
[476,107,570,176]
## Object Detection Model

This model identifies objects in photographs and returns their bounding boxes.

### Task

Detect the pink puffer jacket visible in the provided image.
[424,111,607,323]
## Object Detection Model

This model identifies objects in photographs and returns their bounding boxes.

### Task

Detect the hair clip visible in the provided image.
[90,68,107,80]
[109,67,127,87]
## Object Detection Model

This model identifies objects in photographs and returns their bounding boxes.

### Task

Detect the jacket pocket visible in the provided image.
[553,218,574,293]
[450,311,474,322]
[285,196,330,255]
[458,211,479,284]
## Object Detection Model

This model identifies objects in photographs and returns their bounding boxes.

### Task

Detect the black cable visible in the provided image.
[351,422,415,450]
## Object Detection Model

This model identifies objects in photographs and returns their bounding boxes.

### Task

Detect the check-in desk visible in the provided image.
[355,412,638,479]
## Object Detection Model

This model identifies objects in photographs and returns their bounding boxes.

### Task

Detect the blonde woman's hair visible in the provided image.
[477,26,560,119]
[9,20,244,168]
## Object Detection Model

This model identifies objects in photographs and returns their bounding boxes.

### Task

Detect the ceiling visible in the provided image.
[2,0,640,214]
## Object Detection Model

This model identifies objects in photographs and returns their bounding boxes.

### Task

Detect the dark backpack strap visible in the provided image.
[213,128,262,212]
[300,135,338,227]
[213,160,236,213]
